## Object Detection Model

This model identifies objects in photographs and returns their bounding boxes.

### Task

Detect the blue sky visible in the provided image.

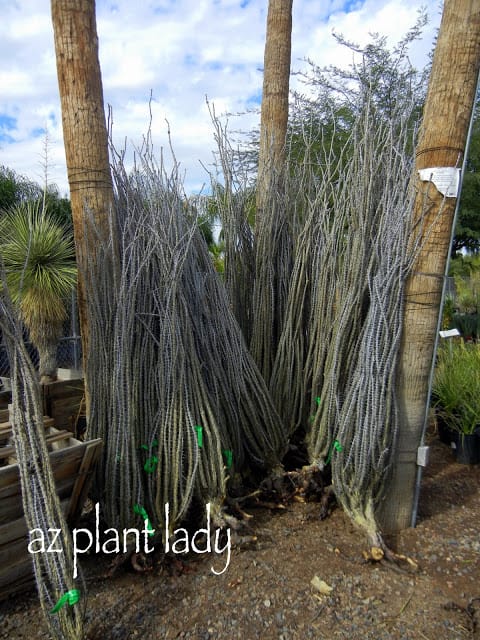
[0,0,441,196]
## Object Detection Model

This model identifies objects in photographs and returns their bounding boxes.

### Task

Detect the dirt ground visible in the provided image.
[1,429,479,640]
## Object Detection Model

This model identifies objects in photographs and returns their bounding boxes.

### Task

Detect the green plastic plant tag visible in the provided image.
[133,504,154,536]
[144,455,158,473]
[50,589,80,614]
[194,425,203,448]
[325,439,343,465]
[223,449,233,469]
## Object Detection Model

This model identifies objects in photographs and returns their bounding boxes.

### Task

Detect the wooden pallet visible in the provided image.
[0,417,102,601]
[42,379,85,433]
[0,417,54,449]
[0,379,86,432]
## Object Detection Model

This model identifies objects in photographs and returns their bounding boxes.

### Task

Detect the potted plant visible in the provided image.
[433,342,480,464]
[432,342,462,447]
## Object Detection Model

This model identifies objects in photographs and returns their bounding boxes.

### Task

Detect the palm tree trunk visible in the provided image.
[379,0,480,533]
[256,0,293,217]
[250,0,293,382]
[51,0,115,415]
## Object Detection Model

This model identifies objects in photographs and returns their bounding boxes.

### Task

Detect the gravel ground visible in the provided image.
[1,434,479,640]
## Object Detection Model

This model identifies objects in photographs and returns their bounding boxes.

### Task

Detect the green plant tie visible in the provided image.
[223,449,233,469]
[50,589,80,615]
[325,439,343,465]
[194,425,203,448]
[141,440,159,472]
[140,439,158,451]
[133,504,154,536]
[144,455,158,473]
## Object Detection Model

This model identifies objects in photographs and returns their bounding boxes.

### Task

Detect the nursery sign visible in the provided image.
[27,502,232,580]
[418,167,461,198]
[439,328,460,338]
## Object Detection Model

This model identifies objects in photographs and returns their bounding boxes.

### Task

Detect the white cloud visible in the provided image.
[0,0,441,197]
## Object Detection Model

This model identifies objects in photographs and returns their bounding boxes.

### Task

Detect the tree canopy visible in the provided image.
[454,105,480,254]
[0,165,72,230]
[0,166,40,211]
[234,13,479,256]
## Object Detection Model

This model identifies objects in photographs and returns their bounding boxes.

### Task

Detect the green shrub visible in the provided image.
[433,342,480,435]
[452,312,480,340]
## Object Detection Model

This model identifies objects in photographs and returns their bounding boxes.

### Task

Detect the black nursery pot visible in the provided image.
[456,433,480,465]
[436,411,458,447]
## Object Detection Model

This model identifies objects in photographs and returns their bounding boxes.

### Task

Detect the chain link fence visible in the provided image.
[0,292,82,381]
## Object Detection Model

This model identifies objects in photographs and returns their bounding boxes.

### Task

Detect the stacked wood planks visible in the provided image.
[0,412,101,601]
[41,378,85,434]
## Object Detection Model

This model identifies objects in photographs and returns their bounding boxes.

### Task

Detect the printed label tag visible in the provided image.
[418,167,461,197]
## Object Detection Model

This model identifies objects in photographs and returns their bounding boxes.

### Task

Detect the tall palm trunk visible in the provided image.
[51,0,115,414]
[251,0,293,382]
[379,0,480,533]
[256,0,293,217]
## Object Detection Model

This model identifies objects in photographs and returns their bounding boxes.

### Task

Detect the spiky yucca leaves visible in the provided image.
[0,200,77,382]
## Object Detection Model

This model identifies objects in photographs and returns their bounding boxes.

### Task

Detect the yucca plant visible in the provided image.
[0,200,77,383]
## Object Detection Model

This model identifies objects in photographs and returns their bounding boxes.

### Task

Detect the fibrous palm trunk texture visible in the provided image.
[251,0,293,384]
[256,0,293,214]
[51,0,115,415]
